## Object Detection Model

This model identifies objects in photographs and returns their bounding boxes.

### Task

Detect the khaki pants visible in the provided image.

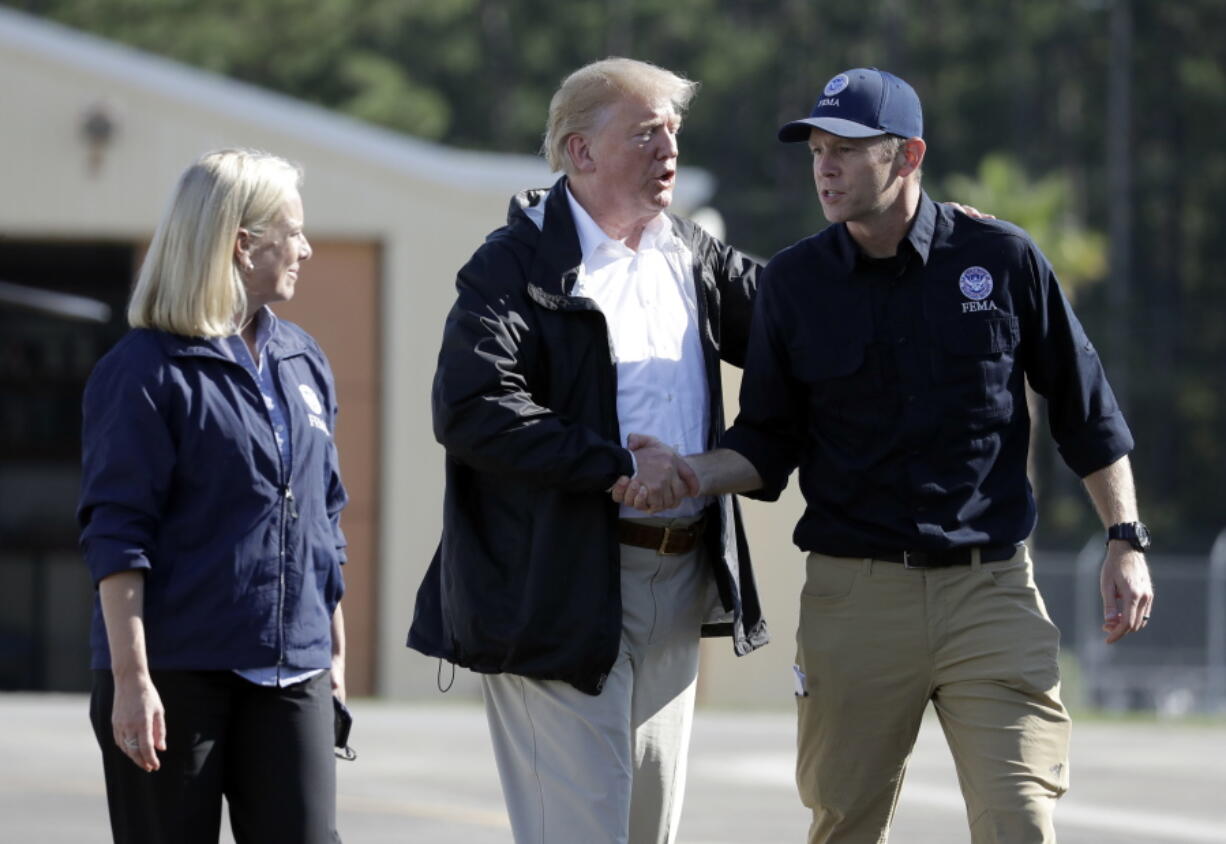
[482,518,708,844]
[794,546,1070,844]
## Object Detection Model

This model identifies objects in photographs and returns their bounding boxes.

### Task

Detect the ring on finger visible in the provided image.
[122,737,139,750]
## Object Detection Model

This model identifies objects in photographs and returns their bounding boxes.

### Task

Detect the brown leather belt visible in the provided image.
[617,518,707,555]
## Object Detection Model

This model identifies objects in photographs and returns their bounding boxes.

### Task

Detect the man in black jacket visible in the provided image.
[407,58,768,843]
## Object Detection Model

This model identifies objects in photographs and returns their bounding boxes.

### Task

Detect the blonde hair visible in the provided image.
[128,148,303,337]
[542,57,699,175]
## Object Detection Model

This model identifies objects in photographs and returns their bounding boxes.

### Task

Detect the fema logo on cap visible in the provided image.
[959,266,994,301]
[824,74,850,96]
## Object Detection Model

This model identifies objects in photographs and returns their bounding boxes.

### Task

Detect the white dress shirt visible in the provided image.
[567,189,710,519]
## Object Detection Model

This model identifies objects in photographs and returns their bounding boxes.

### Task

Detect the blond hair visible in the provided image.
[542,58,699,175]
[128,149,303,337]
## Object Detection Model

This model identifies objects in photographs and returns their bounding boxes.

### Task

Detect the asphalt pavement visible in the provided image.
[4,693,1223,843]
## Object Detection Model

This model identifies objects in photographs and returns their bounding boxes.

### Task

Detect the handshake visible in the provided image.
[610,433,701,514]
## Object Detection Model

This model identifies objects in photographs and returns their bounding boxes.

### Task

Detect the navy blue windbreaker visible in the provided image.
[78,323,347,671]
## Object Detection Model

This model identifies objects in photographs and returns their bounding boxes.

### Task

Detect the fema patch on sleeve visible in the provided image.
[824,74,850,96]
[298,383,324,415]
[958,266,994,301]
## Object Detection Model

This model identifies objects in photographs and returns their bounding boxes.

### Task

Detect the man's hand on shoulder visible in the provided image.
[944,201,995,220]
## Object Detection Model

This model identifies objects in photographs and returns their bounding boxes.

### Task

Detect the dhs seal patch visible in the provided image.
[298,383,324,415]
[824,74,850,96]
[958,266,993,301]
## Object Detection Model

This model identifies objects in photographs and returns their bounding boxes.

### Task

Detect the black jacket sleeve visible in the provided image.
[714,241,761,369]
[685,221,762,369]
[432,241,634,491]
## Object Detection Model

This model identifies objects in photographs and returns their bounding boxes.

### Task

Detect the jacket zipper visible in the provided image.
[277,481,297,674]
[171,336,303,677]
[570,275,619,694]
[272,356,296,675]
[229,344,294,675]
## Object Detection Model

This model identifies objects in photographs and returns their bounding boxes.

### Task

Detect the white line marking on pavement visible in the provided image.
[700,754,1224,843]
[339,794,510,828]
[1052,801,1225,843]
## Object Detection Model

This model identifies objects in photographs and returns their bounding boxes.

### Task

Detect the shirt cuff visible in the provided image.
[1060,418,1135,478]
[719,426,792,502]
[83,539,152,586]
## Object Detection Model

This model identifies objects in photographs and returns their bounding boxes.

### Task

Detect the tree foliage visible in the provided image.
[940,155,1107,297]
[7,0,1225,548]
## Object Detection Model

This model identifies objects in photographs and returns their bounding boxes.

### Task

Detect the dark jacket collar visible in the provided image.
[510,176,590,310]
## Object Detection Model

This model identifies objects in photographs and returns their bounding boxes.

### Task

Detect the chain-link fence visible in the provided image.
[1033,529,1226,715]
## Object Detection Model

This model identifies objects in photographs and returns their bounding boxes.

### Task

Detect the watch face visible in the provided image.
[1135,523,1151,550]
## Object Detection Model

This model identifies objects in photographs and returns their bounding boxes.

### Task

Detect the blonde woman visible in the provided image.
[78,149,347,844]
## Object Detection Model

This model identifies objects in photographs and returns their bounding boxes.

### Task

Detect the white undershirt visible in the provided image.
[566,188,710,519]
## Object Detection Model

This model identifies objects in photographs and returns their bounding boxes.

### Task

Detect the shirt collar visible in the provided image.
[906,191,938,265]
[252,306,278,354]
[836,189,939,273]
[565,187,676,264]
[223,306,278,369]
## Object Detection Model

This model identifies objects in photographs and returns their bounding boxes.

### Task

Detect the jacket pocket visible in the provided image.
[801,555,859,604]
[932,314,1019,420]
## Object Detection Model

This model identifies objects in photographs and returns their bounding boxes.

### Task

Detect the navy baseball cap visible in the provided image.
[778,68,923,142]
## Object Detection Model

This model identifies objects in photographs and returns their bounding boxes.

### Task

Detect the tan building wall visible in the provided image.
[275,241,381,696]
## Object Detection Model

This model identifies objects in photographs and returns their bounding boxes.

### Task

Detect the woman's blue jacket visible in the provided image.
[78,323,347,671]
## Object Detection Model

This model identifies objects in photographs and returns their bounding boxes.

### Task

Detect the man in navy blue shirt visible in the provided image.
[618,68,1154,843]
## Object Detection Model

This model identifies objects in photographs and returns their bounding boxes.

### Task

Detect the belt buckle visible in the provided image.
[658,526,677,555]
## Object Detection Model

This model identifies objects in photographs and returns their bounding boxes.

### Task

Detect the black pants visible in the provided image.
[90,669,340,844]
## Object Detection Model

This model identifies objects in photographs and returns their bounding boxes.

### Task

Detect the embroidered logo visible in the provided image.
[959,266,994,301]
[298,384,323,415]
[824,74,850,97]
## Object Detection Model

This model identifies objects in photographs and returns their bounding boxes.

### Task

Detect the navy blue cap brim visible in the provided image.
[778,117,888,143]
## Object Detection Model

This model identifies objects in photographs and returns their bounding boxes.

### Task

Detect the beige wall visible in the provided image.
[275,241,381,697]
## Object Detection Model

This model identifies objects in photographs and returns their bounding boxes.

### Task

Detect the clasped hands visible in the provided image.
[611,433,699,514]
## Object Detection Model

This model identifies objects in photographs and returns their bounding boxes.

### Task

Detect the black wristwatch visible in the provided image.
[1107,521,1151,552]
